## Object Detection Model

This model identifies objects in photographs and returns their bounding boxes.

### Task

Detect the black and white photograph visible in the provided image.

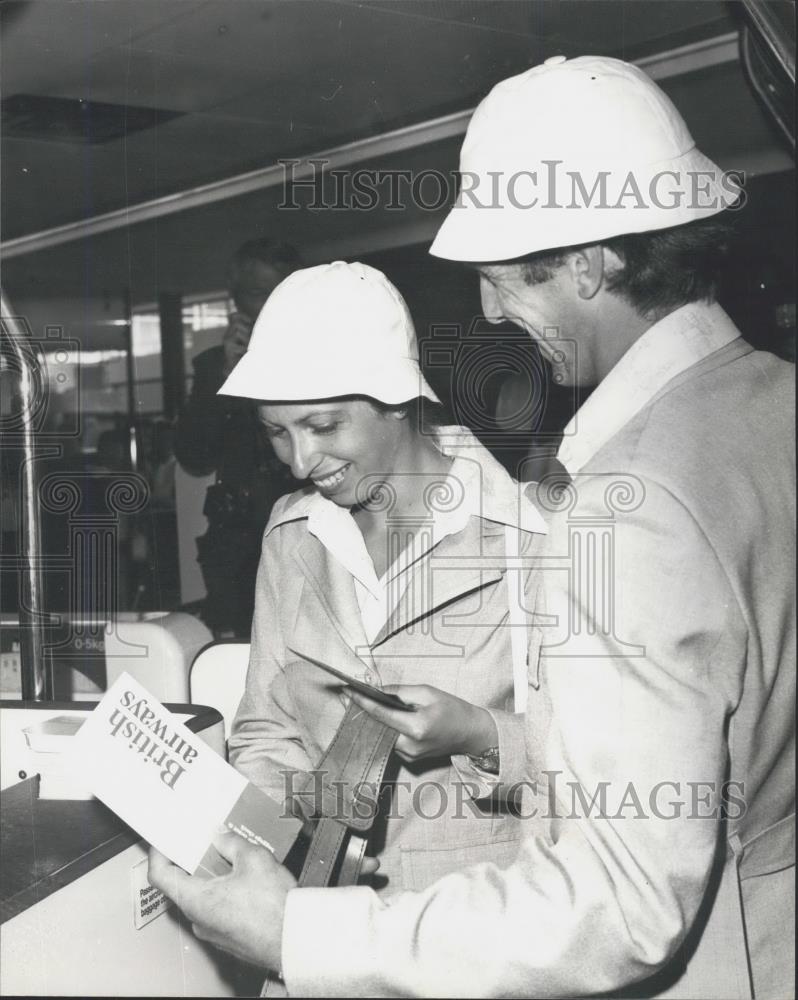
[0,1,795,997]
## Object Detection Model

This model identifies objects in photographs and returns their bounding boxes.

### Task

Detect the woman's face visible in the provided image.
[258,399,407,506]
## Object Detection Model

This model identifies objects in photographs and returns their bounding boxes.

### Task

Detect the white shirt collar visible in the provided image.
[557,301,741,475]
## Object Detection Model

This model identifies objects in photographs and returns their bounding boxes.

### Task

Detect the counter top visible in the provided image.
[0,700,222,924]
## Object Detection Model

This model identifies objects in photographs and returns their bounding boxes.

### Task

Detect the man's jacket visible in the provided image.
[277,306,795,999]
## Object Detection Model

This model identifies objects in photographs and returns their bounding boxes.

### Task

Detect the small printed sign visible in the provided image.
[131,857,170,929]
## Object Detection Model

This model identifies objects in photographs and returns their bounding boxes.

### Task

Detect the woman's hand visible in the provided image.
[349,684,498,763]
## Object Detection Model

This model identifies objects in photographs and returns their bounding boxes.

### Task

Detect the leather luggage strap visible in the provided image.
[296,699,398,888]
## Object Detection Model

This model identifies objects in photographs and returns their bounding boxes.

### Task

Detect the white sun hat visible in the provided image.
[218,261,440,404]
[430,55,742,263]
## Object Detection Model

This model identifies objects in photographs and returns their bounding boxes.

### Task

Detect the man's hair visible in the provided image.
[520,214,736,316]
[229,239,303,283]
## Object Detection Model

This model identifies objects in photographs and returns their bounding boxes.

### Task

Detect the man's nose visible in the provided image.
[479,277,504,325]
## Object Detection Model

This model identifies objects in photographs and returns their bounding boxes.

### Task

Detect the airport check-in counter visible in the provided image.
[1,612,214,703]
[0,700,262,997]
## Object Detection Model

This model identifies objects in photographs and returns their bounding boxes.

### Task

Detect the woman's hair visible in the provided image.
[368,396,447,434]
[518,213,736,316]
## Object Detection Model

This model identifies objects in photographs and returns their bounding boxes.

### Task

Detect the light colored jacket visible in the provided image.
[280,322,795,998]
[230,430,547,895]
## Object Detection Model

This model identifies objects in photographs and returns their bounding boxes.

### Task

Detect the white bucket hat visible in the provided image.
[430,55,741,263]
[218,261,440,404]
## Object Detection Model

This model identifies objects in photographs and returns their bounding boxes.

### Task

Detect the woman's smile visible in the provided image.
[311,463,351,492]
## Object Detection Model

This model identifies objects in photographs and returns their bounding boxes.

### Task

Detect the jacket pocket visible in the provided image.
[399,836,521,892]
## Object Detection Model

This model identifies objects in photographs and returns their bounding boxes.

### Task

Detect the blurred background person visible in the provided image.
[174,239,303,637]
[147,419,177,509]
[135,419,180,610]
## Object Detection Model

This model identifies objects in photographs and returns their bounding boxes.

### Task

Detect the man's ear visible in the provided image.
[565,245,607,300]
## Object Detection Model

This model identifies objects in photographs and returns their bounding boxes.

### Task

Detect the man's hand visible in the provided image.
[222,312,254,376]
[349,685,498,763]
[148,832,296,971]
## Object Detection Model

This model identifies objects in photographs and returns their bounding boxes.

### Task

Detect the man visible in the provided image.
[151,56,795,998]
[174,239,302,636]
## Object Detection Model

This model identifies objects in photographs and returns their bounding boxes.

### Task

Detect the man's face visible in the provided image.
[477,262,597,387]
[231,260,284,321]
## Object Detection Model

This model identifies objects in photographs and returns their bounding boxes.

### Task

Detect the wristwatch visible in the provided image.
[466,746,500,775]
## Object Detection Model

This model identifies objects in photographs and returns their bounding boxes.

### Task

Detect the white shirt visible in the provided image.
[557,301,741,476]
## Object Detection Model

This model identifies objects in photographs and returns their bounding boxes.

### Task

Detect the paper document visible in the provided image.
[72,672,302,875]
[300,653,416,712]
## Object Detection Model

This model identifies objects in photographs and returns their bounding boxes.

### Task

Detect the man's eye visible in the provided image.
[264,426,285,439]
[312,424,338,436]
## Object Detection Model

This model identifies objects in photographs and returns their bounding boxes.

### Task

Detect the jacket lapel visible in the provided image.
[289,536,374,667]
[372,518,506,648]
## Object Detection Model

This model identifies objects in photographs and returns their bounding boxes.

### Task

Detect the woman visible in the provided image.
[224,261,546,900]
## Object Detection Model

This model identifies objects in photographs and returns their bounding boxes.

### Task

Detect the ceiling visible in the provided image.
[0,0,793,311]
[1,0,742,238]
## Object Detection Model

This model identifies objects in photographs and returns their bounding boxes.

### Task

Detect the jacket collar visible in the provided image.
[371,516,509,648]
[288,514,511,655]
[557,301,744,476]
